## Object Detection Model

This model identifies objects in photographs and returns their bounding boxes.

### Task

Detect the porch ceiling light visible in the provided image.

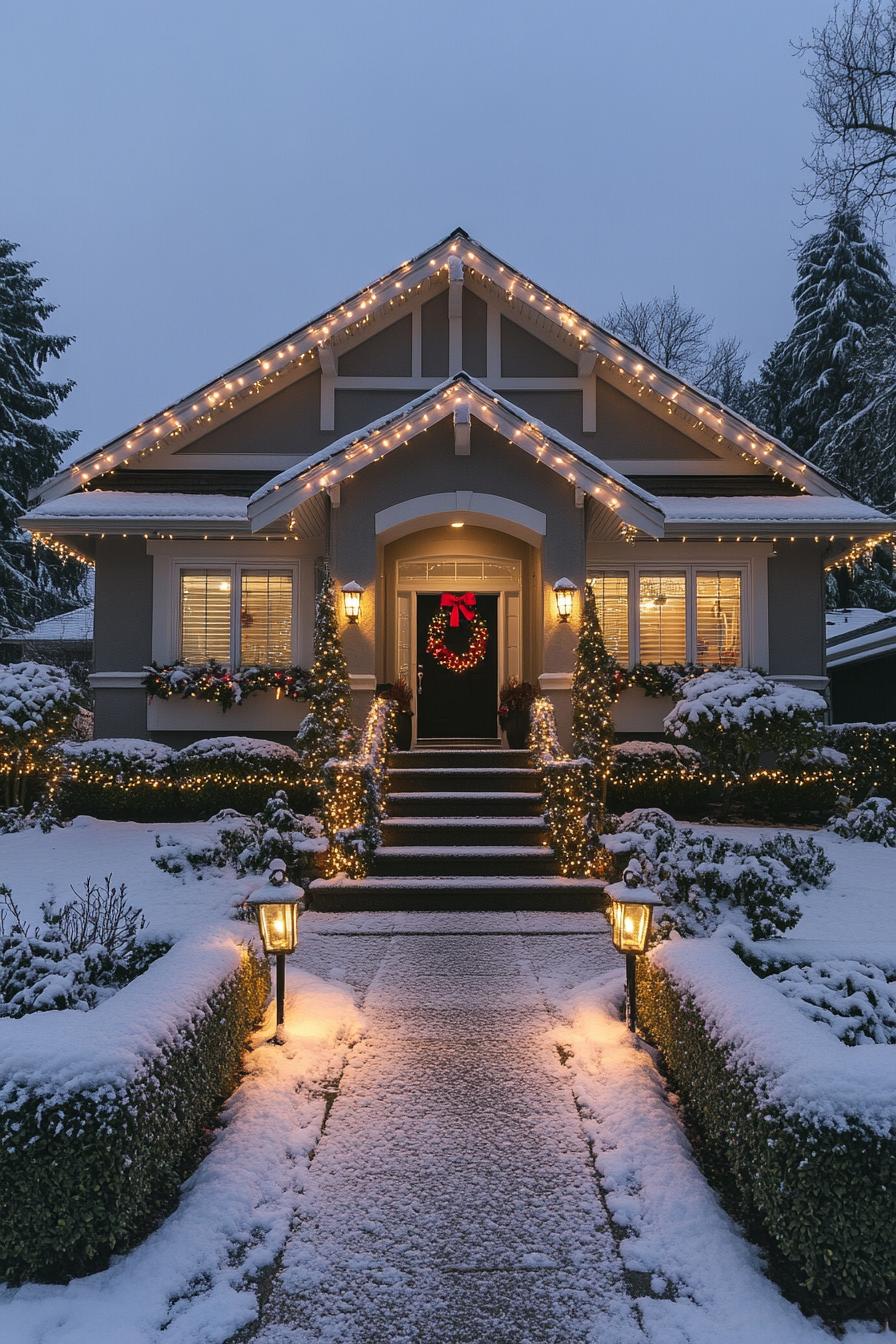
[341,580,363,623]
[552,577,577,622]
[450,521,465,529]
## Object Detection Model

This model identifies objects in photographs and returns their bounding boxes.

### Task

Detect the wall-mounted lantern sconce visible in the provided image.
[246,860,303,1044]
[552,577,577,622]
[341,580,363,623]
[607,862,663,1034]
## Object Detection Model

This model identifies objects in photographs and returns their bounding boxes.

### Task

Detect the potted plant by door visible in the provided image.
[388,677,414,750]
[498,679,536,749]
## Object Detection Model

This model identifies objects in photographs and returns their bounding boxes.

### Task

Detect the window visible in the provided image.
[589,574,629,664]
[240,571,293,665]
[588,565,747,667]
[638,573,687,663]
[179,565,295,666]
[696,572,741,667]
[180,571,232,663]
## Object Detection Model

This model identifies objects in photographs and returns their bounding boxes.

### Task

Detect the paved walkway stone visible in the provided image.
[254,925,640,1344]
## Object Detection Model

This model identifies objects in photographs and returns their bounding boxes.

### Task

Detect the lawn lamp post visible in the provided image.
[607,864,662,1035]
[247,860,302,1044]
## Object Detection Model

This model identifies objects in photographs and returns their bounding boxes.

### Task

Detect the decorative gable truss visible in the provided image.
[246,374,665,537]
[37,228,844,506]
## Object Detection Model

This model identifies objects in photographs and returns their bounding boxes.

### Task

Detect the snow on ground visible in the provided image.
[0,966,363,1344]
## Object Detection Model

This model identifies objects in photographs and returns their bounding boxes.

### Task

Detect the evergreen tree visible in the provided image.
[294,566,357,792]
[0,240,83,633]
[779,208,896,457]
[571,583,617,824]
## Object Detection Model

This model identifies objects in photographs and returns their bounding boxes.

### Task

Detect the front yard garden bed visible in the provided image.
[0,926,268,1282]
[637,937,896,1319]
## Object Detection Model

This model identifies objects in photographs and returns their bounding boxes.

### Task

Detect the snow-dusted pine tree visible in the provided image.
[571,582,617,824]
[294,565,358,793]
[780,208,896,458]
[0,240,84,633]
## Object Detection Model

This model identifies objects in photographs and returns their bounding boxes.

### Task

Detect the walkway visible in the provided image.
[252,920,642,1344]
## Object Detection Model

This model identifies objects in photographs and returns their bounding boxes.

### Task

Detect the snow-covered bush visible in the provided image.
[764,957,896,1046]
[154,790,326,882]
[606,808,832,939]
[0,879,166,1019]
[0,662,81,807]
[638,939,896,1314]
[0,928,268,1281]
[607,740,712,818]
[828,795,896,845]
[664,669,826,782]
[53,738,176,820]
[171,735,311,816]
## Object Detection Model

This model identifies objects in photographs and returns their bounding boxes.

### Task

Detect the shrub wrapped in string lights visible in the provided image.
[826,721,896,801]
[0,663,81,809]
[321,696,396,879]
[530,697,609,878]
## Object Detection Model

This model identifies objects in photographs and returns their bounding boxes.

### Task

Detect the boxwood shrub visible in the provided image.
[606,741,713,819]
[52,736,316,821]
[827,721,896,800]
[0,929,269,1283]
[637,940,896,1319]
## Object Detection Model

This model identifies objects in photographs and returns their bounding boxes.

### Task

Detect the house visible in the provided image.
[22,228,894,747]
[826,607,896,723]
[0,572,94,671]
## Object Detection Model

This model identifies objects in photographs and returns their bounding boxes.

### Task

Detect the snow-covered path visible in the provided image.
[254,926,641,1344]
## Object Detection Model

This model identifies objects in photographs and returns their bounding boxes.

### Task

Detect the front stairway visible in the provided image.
[309,747,604,911]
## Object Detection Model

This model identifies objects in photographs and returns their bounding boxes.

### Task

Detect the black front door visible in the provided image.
[416,592,498,739]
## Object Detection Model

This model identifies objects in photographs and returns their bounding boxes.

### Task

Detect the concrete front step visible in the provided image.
[386,790,544,817]
[371,844,556,877]
[389,749,531,770]
[308,875,605,912]
[381,816,549,847]
[388,767,541,794]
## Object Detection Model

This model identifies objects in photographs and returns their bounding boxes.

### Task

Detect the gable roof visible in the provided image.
[246,374,665,536]
[36,228,853,506]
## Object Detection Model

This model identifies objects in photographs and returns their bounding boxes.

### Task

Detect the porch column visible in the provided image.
[328,490,377,723]
[539,492,586,748]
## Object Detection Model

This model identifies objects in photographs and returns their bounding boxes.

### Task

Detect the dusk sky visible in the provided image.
[4,0,852,462]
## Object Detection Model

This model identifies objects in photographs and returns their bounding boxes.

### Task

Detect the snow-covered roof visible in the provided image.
[35,227,845,505]
[23,491,250,532]
[13,605,94,642]
[658,495,892,535]
[248,373,665,536]
[825,607,896,668]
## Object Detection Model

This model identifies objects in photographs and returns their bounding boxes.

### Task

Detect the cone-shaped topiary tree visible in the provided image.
[294,566,357,794]
[571,582,617,825]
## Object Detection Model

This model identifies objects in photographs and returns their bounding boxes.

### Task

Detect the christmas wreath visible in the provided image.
[426,593,489,673]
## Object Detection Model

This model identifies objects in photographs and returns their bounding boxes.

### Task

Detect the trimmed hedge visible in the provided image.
[52,736,316,821]
[607,742,712,819]
[827,721,896,800]
[0,930,269,1282]
[637,941,896,1318]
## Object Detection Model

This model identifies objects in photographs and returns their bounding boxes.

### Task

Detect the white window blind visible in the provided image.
[638,574,686,663]
[240,571,293,665]
[589,574,630,664]
[696,572,741,667]
[180,571,232,664]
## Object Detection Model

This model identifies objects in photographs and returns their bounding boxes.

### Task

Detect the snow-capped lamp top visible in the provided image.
[246,862,303,955]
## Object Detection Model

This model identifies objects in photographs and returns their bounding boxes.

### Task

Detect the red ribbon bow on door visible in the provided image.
[440,592,477,627]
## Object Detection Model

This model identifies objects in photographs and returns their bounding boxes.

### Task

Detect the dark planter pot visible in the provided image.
[502,709,530,750]
[395,711,413,751]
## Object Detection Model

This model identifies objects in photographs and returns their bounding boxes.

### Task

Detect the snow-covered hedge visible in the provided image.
[52,736,315,821]
[0,926,269,1282]
[828,795,896,845]
[665,670,826,778]
[606,809,832,939]
[826,721,896,800]
[607,740,712,818]
[637,938,896,1315]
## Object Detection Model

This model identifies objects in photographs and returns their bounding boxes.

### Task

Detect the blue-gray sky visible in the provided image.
[3,0,841,461]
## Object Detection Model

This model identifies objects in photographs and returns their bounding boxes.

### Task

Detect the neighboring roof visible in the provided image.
[35,227,854,505]
[26,492,249,530]
[826,607,896,669]
[247,374,664,535]
[658,495,892,535]
[10,605,94,642]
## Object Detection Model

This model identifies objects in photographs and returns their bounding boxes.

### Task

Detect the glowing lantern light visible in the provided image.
[552,577,577,622]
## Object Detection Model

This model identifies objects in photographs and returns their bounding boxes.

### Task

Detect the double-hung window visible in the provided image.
[179,566,295,666]
[589,567,745,667]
